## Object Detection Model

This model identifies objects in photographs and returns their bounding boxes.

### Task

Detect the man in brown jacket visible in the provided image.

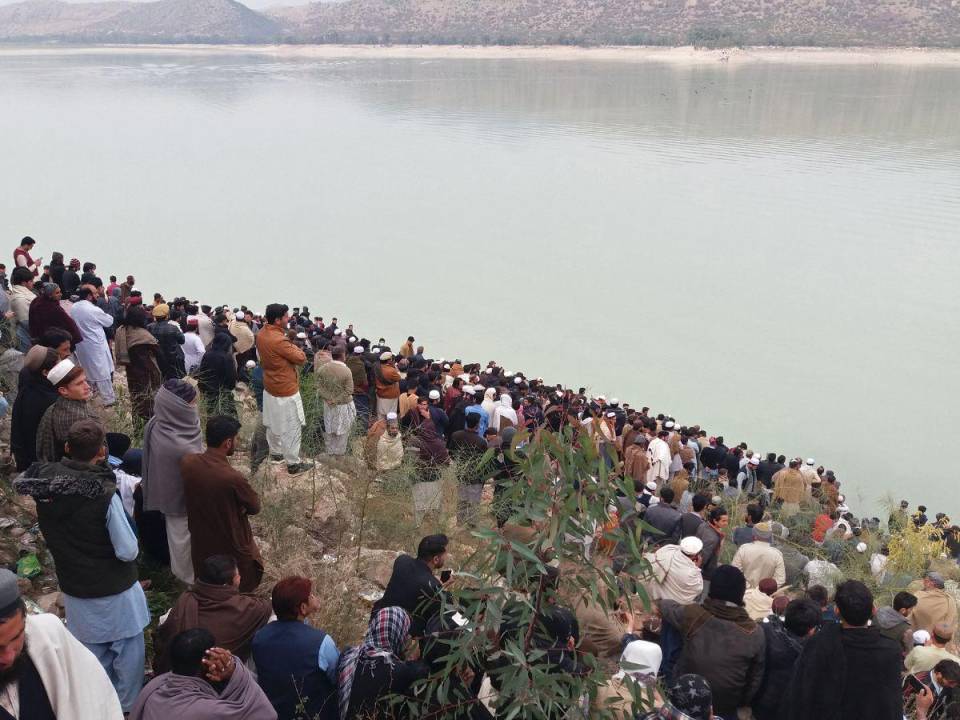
[772,459,806,516]
[182,415,264,592]
[255,303,312,473]
[374,351,402,421]
[316,346,356,455]
[912,572,959,642]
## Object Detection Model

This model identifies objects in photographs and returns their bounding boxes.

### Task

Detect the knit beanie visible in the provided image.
[668,674,714,720]
[709,565,747,606]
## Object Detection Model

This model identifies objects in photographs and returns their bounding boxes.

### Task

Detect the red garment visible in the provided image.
[443,387,461,414]
[28,296,82,346]
[812,513,833,543]
[13,247,38,276]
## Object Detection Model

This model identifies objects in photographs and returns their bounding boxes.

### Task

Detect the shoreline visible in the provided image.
[1,43,960,66]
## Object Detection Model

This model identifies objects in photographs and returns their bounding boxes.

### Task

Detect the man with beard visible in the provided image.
[0,568,124,719]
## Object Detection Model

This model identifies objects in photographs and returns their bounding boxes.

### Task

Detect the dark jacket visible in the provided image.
[372,554,445,638]
[680,511,704,538]
[10,368,59,471]
[660,598,766,717]
[197,334,237,396]
[695,522,725,581]
[781,621,902,720]
[642,502,683,546]
[61,269,80,296]
[149,319,186,379]
[15,459,138,599]
[752,616,807,720]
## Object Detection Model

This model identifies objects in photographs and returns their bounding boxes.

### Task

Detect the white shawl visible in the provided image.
[26,613,124,720]
[643,544,704,605]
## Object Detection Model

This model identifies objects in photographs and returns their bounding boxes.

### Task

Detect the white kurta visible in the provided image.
[71,299,115,382]
[646,437,672,484]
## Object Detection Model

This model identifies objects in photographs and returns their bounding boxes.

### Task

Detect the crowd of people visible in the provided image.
[1,235,959,720]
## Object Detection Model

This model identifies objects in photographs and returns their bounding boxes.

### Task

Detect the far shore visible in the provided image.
[2,43,960,65]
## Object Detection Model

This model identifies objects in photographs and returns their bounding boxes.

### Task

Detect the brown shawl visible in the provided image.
[115,325,158,366]
[154,582,272,673]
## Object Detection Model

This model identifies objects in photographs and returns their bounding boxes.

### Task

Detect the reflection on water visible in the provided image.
[1,50,958,514]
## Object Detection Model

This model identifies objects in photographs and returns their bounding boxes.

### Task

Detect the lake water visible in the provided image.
[1,48,958,516]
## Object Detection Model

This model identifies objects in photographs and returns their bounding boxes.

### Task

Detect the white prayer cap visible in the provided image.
[245,360,256,369]
[606,412,616,418]
[296,332,307,339]
[353,346,364,354]
[462,385,475,395]
[680,536,704,556]
[458,373,470,382]
[914,629,931,646]
[334,328,343,335]
[645,481,658,491]
[749,456,760,466]
[349,336,357,343]
[437,358,445,364]
[386,412,398,422]
[610,397,620,405]
[596,394,606,401]
[536,377,543,382]
[856,542,867,553]
[806,458,815,465]
[235,311,245,320]
[428,389,441,401]
[514,377,523,385]
[443,363,451,370]
[555,390,564,398]
[664,420,675,429]
[47,359,76,386]
[371,347,381,354]
[485,368,493,374]
[379,352,393,362]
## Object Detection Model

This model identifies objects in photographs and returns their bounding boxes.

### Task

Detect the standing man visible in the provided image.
[731,521,786,588]
[12,236,41,277]
[9,267,35,351]
[149,303,186,380]
[315,346,356,456]
[15,419,150,713]
[256,303,313,475]
[399,335,415,358]
[346,345,371,430]
[70,285,116,406]
[772,459,806,516]
[119,275,135,304]
[182,416,264,592]
[646,429,672,486]
[373,351,401,421]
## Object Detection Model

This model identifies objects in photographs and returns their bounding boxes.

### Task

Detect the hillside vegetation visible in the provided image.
[1,0,959,47]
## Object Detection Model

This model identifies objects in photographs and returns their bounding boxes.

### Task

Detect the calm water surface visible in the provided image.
[1,49,958,515]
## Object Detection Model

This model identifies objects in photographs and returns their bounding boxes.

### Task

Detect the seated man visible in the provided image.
[372,534,450,637]
[0,568,123,720]
[129,628,276,720]
[154,555,272,673]
[252,577,340,720]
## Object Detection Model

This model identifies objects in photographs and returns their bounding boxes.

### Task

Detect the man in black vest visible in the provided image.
[15,418,150,713]
[0,568,124,719]
[372,534,451,638]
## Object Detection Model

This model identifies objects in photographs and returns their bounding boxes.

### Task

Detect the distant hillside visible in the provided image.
[0,0,280,41]
[2,0,959,47]
[268,0,960,48]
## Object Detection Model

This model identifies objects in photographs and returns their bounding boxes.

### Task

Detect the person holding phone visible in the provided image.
[373,534,452,638]
[905,659,960,720]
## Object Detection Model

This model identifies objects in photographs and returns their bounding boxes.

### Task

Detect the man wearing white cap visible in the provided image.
[315,345,356,456]
[70,285,116,406]
[182,316,206,374]
[644,536,704,605]
[0,568,124,719]
[646,430,672,486]
[800,458,819,495]
[36,359,100,463]
[373,352,401,421]
[228,311,255,380]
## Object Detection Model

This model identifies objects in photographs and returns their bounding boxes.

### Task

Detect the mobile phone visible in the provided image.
[440,570,452,583]
[905,674,928,694]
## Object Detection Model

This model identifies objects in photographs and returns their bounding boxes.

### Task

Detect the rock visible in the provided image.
[16,578,31,595]
[8,527,24,538]
[356,548,401,589]
[36,592,62,614]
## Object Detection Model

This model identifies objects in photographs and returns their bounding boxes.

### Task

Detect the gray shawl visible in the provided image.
[129,660,276,720]
[141,385,202,516]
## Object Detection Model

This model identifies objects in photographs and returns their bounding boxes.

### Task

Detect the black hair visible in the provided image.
[0,597,25,623]
[10,267,33,286]
[894,591,918,612]
[934,659,960,684]
[66,419,106,463]
[206,415,242,448]
[122,307,151,329]
[265,303,289,324]
[77,286,95,301]
[692,493,709,513]
[834,580,873,627]
[170,628,216,677]
[20,237,35,246]
[465,413,480,429]
[39,328,72,349]
[416,534,449,561]
[806,584,829,607]
[198,555,238,586]
[745,504,763,524]
[784,599,821,637]
[708,506,728,523]
[82,262,95,273]
[659,487,675,504]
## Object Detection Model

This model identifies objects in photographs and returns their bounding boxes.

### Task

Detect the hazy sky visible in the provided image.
[0,0,318,8]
